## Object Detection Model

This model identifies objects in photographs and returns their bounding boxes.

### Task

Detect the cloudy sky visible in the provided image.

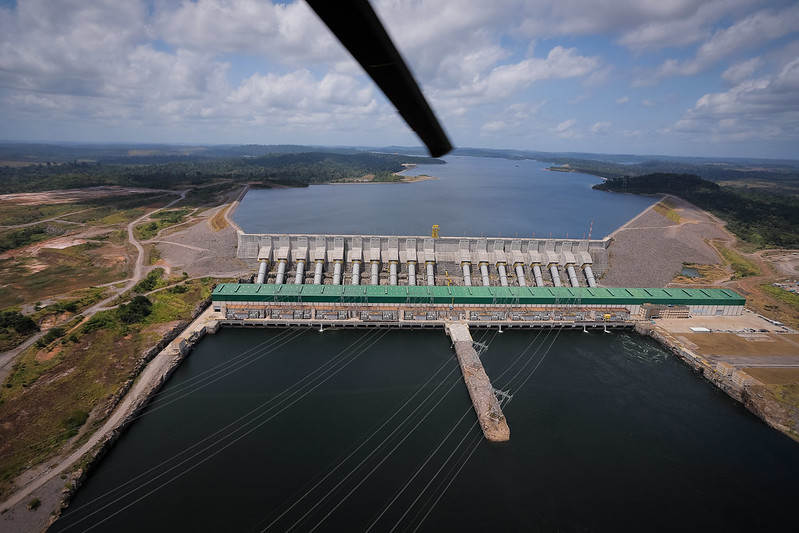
[1,0,797,159]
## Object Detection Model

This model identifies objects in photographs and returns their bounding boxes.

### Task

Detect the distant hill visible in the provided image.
[0,147,444,194]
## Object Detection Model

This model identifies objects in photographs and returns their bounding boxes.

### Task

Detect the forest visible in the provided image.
[594,173,799,248]
[0,150,444,194]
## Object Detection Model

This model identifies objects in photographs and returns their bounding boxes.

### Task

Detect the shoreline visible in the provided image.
[636,321,797,442]
[32,310,799,527]
[326,174,439,185]
[0,303,219,528]
[53,306,222,526]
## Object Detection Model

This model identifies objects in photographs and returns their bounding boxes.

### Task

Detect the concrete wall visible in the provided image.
[237,233,610,287]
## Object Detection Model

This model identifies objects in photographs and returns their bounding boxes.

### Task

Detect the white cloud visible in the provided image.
[642,3,799,84]
[617,0,752,50]
[590,121,611,133]
[228,71,375,113]
[554,118,581,139]
[642,98,655,107]
[482,120,507,133]
[154,0,342,64]
[437,46,601,106]
[0,0,150,95]
[0,0,797,156]
[676,56,799,141]
[556,118,576,132]
[514,0,753,43]
[721,56,763,84]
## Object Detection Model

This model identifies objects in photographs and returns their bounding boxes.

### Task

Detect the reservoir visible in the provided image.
[52,155,799,531]
[232,156,654,238]
[52,328,799,531]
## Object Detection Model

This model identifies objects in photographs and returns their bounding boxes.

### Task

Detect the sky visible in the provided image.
[0,0,797,159]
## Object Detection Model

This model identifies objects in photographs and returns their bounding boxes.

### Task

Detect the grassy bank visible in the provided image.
[653,199,681,223]
[760,284,799,313]
[0,276,215,497]
[710,240,761,279]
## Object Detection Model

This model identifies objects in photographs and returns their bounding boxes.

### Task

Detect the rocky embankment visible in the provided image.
[635,322,798,442]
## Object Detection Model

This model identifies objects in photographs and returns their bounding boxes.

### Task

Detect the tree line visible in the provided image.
[0,152,444,194]
[594,173,799,248]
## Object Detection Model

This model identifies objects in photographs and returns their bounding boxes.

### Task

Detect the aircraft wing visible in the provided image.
[306,0,453,158]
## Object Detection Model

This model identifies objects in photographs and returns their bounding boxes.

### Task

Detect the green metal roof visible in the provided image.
[213,284,745,306]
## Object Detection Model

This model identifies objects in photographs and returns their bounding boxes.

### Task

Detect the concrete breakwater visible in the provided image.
[446,323,510,442]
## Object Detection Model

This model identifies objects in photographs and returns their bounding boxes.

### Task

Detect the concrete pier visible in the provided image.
[446,323,510,442]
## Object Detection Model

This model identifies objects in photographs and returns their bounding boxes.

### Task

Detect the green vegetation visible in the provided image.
[0,151,444,194]
[133,268,165,293]
[0,310,38,335]
[371,171,405,182]
[0,310,39,351]
[80,311,116,334]
[0,245,125,307]
[61,409,89,439]
[0,278,216,493]
[29,287,107,324]
[537,155,799,192]
[709,241,761,278]
[134,208,192,240]
[117,296,153,324]
[0,225,60,253]
[652,200,681,223]
[36,326,65,348]
[147,245,162,265]
[0,203,76,226]
[0,193,178,257]
[761,284,799,312]
[594,173,799,248]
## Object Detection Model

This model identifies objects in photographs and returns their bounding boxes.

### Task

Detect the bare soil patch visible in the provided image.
[682,332,799,357]
[761,250,799,277]
[0,187,168,206]
[743,368,799,385]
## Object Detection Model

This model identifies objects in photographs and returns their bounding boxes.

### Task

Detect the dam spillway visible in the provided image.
[238,233,609,289]
[229,231,745,324]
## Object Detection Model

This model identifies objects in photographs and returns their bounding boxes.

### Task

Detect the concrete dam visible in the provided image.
[222,231,745,442]
[236,233,609,288]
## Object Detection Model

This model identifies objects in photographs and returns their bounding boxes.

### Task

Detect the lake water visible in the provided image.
[52,156,799,531]
[232,156,654,238]
[52,328,799,532]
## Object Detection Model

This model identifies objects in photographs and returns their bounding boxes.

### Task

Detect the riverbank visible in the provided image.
[0,186,248,529]
[636,314,799,442]
[0,304,221,531]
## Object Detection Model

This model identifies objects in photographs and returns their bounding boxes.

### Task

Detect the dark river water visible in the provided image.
[232,156,654,238]
[53,328,799,532]
[52,156,799,531]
